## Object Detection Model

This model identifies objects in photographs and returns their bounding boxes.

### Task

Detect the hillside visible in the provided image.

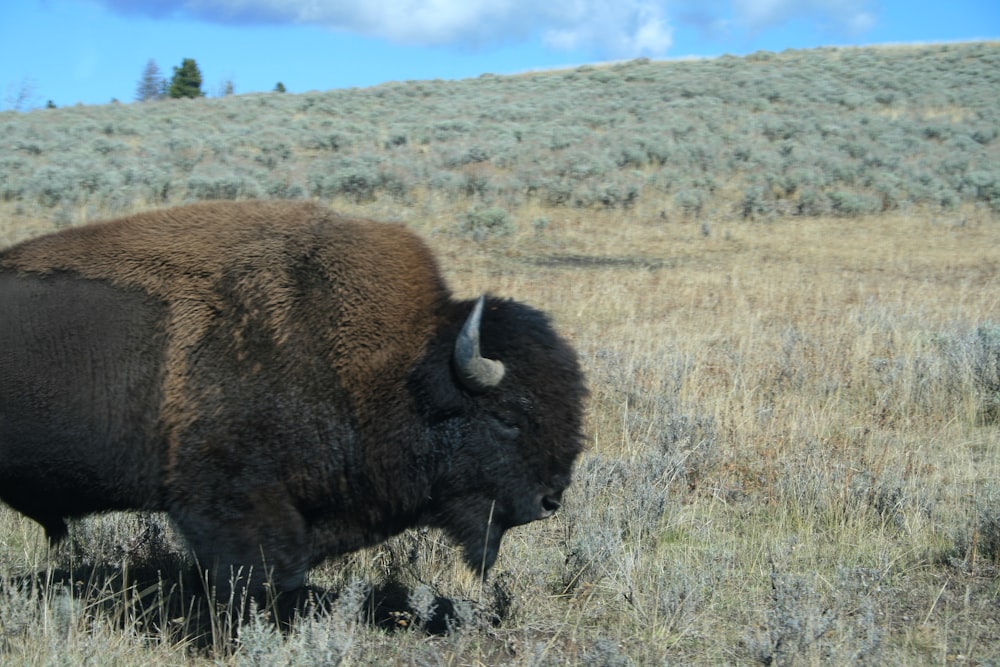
[1,41,998,241]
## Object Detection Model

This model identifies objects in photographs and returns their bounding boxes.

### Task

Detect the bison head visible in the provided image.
[413,295,587,575]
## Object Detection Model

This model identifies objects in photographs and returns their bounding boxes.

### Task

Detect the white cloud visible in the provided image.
[101,0,674,57]
[98,0,877,57]
[731,0,877,35]
[541,1,672,56]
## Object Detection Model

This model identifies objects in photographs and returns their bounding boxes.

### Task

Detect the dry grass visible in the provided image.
[2,200,1000,664]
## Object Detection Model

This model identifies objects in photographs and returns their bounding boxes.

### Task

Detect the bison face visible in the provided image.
[437,416,576,574]
[427,414,577,575]
[415,296,586,576]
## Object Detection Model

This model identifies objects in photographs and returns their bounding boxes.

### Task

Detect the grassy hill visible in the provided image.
[1,42,1000,664]
[2,41,999,242]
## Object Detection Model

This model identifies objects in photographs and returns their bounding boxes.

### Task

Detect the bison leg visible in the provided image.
[168,485,310,606]
[0,476,71,543]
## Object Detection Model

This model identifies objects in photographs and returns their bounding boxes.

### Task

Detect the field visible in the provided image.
[2,42,1000,664]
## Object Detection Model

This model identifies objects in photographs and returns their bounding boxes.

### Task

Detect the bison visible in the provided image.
[0,200,586,603]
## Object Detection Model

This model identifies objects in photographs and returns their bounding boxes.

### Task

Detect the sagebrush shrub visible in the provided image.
[459,206,514,240]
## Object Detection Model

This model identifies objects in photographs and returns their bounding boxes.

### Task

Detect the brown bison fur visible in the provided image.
[0,200,586,605]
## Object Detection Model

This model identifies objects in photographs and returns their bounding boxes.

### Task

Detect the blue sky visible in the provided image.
[2,0,998,109]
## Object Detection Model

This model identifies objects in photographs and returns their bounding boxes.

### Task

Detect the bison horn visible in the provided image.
[454,296,505,392]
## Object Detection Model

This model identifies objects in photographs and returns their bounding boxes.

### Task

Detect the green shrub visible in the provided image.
[828,190,879,217]
[186,166,262,200]
[674,189,704,217]
[459,206,514,241]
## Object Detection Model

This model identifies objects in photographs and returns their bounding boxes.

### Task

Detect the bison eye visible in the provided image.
[489,415,520,440]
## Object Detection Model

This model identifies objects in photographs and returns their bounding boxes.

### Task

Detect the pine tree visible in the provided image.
[135,59,164,102]
[168,58,205,99]
[4,77,37,111]
[274,82,286,93]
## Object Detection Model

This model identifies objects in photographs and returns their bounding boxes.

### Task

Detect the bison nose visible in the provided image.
[540,494,562,517]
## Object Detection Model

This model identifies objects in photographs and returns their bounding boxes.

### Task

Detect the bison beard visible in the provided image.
[0,200,586,605]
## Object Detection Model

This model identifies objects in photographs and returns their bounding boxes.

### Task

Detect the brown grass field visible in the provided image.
[1,198,999,664]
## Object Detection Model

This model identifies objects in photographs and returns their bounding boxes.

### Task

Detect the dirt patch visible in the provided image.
[523,254,669,270]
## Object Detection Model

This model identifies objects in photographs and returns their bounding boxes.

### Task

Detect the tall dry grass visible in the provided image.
[2,201,999,664]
